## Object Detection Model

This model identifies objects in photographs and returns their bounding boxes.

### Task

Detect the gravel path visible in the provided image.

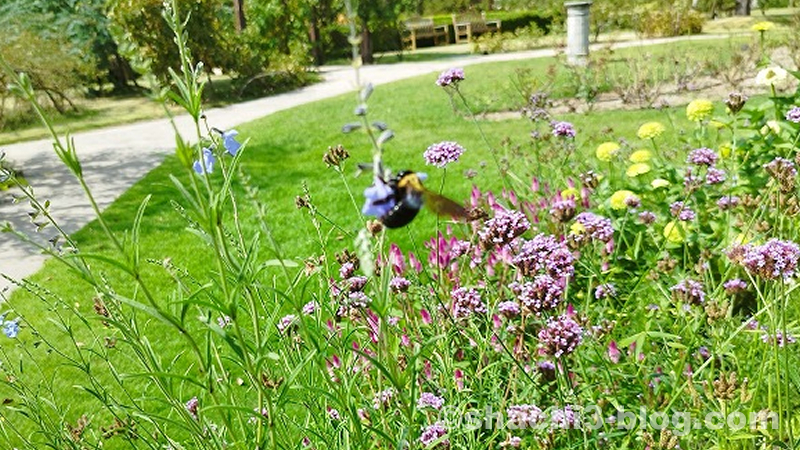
[0,35,731,293]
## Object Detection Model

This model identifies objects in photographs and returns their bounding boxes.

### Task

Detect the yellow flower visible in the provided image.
[626,163,651,177]
[651,178,670,189]
[560,187,580,199]
[686,99,714,122]
[637,122,665,140]
[719,143,732,158]
[760,120,781,136]
[629,150,653,163]
[752,21,774,32]
[755,67,789,88]
[595,142,620,161]
[609,190,636,210]
[569,222,586,235]
[663,221,686,244]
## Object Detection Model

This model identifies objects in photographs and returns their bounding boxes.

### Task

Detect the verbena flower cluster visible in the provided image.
[537,314,584,358]
[730,239,800,280]
[424,141,466,168]
[436,68,465,87]
[551,121,576,138]
[478,208,530,249]
[512,234,575,280]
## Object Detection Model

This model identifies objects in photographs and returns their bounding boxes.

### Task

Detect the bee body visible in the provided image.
[374,170,467,229]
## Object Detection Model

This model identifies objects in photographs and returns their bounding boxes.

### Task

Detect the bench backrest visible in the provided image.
[452,11,488,33]
[404,17,435,32]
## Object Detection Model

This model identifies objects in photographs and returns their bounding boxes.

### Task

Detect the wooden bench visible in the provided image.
[452,11,501,44]
[402,17,448,51]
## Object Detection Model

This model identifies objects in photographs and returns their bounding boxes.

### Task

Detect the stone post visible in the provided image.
[565,1,592,66]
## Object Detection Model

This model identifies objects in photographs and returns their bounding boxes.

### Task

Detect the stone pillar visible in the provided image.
[565,1,592,66]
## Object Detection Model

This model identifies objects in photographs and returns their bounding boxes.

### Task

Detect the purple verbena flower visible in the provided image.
[510,276,564,315]
[537,314,584,358]
[327,407,341,421]
[450,287,487,319]
[513,234,575,280]
[372,388,396,409]
[687,147,719,166]
[717,196,740,210]
[594,283,617,299]
[277,314,297,333]
[424,141,466,168]
[497,300,521,318]
[419,423,449,448]
[684,169,702,190]
[302,301,318,315]
[551,405,579,429]
[417,392,445,410]
[340,262,356,279]
[739,239,800,280]
[761,331,796,347]
[185,397,199,420]
[478,208,530,249]
[551,121,576,138]
[575,212,614,242]
[436,68,465,87]
[670,201,696,221]
[785,106,800,123]
[670,279,705,305]
[723,278,747,295]
[506,404,544,428]
[706,167,726,185]
[389,276,411,293]
[550,196,576,223]
[639,211,657,225]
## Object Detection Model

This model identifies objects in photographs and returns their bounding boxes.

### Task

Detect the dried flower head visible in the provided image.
[323,144,350,167]
[725,92,748,114]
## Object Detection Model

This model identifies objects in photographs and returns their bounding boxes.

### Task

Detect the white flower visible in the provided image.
[755,67,789,88]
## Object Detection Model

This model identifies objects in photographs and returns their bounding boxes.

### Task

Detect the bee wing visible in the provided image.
[422,190,469,220]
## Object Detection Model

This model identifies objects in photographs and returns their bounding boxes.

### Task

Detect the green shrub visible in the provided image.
[487,10,560,34]
[472,25,546,54]
[0,26,91,128]
[634,2,705,37]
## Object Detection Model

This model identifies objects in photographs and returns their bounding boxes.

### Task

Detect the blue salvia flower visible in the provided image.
[193,148,216,175]
[2,317,19,338]
[222,130,241,156]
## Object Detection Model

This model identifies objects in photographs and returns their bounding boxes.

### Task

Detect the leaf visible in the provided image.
[131,195,151,268]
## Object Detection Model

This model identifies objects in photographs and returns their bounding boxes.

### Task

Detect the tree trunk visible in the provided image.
[233,0,246,32]
[309,7,323,66]
[361,26,374,64]
[735,0,750,15]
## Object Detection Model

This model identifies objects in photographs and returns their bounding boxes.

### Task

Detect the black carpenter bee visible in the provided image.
[363,167,469,228]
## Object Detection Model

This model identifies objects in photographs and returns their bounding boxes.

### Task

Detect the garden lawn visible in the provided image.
[0,38,764,446]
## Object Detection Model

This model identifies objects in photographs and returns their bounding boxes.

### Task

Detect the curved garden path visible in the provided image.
[0,34,732,293]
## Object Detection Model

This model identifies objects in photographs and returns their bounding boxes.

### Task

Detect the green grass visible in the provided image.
[0,38,769,447]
